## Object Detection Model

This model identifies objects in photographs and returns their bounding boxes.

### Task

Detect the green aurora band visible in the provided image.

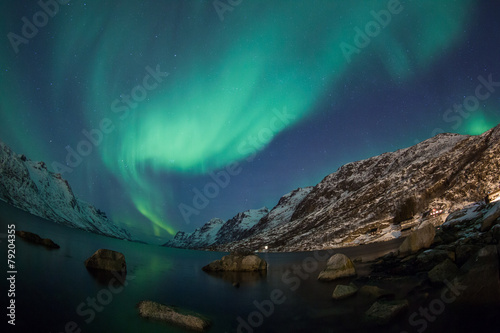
[3,0,496,238]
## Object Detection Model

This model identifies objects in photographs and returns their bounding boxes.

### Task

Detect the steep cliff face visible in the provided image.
[0,142,131,240]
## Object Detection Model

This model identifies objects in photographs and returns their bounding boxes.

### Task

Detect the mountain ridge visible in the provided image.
[164,125,500,252]
[0,141,132,240]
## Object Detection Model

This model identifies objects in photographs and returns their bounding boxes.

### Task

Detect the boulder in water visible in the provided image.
[202,253,267,272]
[84,249,126,273]
[137,300,211,331]
[15,230,59,249]
[318,253,356,281]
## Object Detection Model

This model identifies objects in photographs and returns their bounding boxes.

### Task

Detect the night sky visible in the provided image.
[1,0,499,244]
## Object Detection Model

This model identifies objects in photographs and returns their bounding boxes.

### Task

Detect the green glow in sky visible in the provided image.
[462,111,498,136]
[67,0,474,236]
[0,0,482,238]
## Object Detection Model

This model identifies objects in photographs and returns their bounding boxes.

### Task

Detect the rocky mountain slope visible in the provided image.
[0,142,131,240]
[165,125,500,252]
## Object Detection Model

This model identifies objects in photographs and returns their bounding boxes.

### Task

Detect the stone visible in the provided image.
[84,249,126,273]
[415,249,455,271]
[427,259,459,285]
[358,285,393,299]
[450,245,500,305]
[332,283,358,300]
[318,253,356,281]
[364,300,409,325]
[137,300,211,331]
[491,224,500,241]
[398,221,436,255]
[481,202,500,232]
[15,230,60,249]
[455,244,481,266]
[202,254,267,272]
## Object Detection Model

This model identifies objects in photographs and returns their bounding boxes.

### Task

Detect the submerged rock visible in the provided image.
[84,249,126,273]
[137,300,211,331]
[398,221,435,255]
[202,253,267,272]
[15,230,60,249]
[332,283,358,300]
[358,285,393,299]
[318,253,356,281]
[364,300,409,325]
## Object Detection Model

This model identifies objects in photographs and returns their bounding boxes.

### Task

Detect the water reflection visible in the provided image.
[203,270,267,287]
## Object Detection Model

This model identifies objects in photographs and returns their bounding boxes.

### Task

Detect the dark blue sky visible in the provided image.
[1,0,499,243]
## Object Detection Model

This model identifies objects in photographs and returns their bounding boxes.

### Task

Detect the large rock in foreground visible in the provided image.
[84,249,126,273]
[318,253,356,281]
[15,230,60,249]
[137,300,211,331]
[202,253,267,272]
[398,221,435,255]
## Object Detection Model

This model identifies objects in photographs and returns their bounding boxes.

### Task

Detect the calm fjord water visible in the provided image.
[1,200,496,333]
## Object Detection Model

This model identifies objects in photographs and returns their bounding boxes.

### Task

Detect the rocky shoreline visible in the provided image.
[334,200,500,327]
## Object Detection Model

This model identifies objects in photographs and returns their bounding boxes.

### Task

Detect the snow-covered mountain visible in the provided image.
[242,187,313,237]
[164,187,312,250]
[167,218,225,249]
[0,142,131,240]
[221,125,500,251]
[165,125,500,252]
[164,208,269,249]
[215,207,269,245]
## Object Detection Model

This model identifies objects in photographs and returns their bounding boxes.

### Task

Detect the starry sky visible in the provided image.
[1,0,499,244]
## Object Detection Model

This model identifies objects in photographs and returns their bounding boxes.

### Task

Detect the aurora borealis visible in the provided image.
[1,1,500,243]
